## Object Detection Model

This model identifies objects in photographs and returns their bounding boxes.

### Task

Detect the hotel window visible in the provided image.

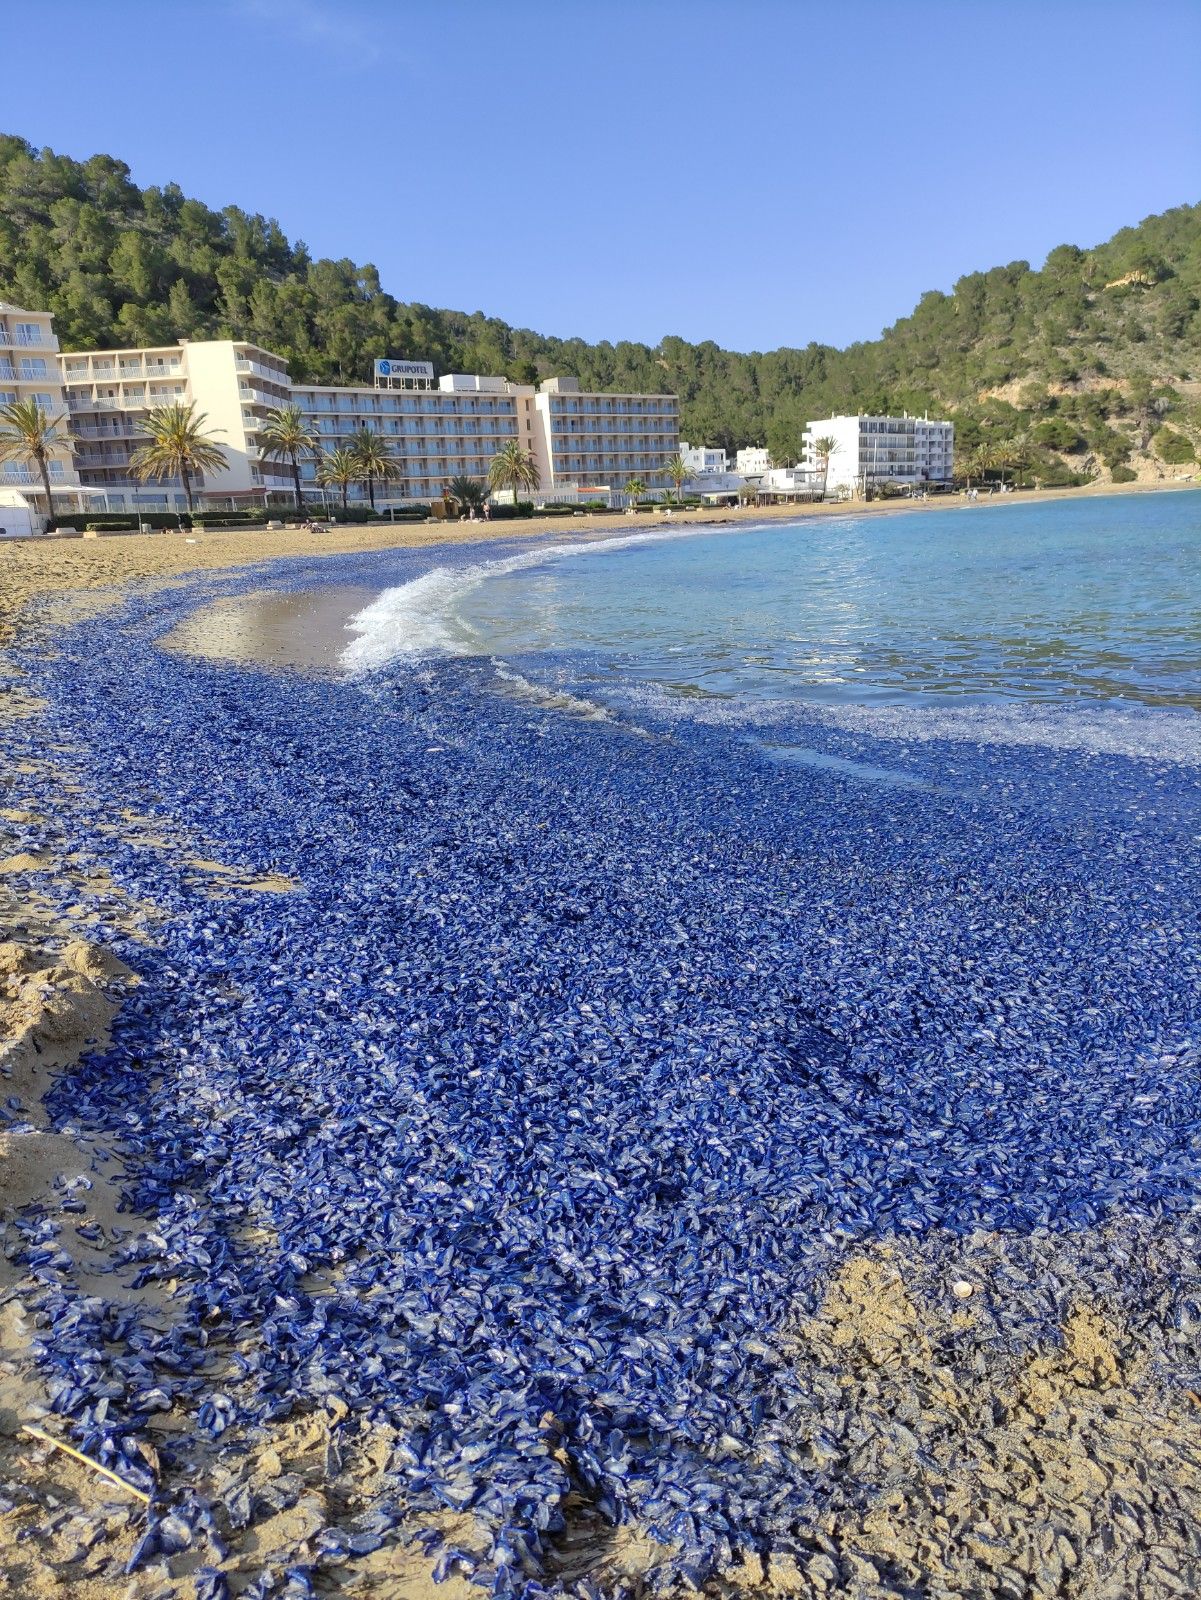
[19,357,48,378]
[15,323,43,345]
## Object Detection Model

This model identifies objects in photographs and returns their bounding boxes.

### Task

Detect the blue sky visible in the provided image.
[7,0,1200,353]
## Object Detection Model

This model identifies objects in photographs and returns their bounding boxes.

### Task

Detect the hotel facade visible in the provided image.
[0,304,81,503]
[801,414,954,495]
[4,309,680,516]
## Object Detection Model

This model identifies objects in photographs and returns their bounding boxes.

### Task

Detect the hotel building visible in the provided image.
[60,338,293,503]
[0,303,81,505]
[2,310,682,516]
[533,378,679,497]
[291,364,526,504]
[801,414,954,495]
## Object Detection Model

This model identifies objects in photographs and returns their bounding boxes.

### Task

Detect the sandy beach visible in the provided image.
[3,478,1201,1598]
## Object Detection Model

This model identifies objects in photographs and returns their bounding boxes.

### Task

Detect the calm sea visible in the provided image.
[434,491,1201,711]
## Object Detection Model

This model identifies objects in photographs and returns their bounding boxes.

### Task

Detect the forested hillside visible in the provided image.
[2,134,1199,481]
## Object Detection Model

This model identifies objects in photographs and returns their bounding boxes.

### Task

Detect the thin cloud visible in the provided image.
[233,0,384,66]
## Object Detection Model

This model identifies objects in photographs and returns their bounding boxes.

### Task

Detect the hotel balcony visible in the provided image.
[236,358,289,385]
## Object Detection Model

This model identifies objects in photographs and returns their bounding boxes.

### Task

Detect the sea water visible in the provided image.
[345,491,1201,716]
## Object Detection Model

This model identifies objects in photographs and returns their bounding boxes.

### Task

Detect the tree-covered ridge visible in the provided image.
[2,134,1199,477]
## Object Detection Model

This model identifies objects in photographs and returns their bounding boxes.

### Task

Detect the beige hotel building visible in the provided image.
[3,308,679,515]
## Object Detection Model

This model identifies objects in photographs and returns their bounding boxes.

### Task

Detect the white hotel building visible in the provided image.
[289,367,679,504]
[4,311,680,515]
[0,304,81,505]
[801,414,954,495]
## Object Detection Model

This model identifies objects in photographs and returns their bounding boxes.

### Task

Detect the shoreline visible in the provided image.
[3,477,1197,655]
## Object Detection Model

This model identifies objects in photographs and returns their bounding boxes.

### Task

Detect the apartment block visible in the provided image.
[734,446,772,477]
[801,414,954,494]
[0,303,81,504]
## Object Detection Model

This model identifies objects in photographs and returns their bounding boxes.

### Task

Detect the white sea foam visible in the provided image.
[610,680,1201,766]
[340,526,713,674]
[490,661,614,721]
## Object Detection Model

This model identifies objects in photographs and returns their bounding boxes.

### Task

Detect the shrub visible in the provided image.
[84,520,135,532]
[487,502,535,520]
[1110,464,1137,483]
[1153,427,1196,465]
[192,515,268,530]
[51,511,190,531]
[1032,418,1084,451]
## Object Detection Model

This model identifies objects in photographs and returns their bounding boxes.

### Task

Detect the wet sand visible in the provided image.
[161,584,380,672]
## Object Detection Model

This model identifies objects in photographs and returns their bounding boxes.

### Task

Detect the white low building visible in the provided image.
[680,441,729,475]
[735,446,772,478]
[757,465,821,499]
[684,470,747,500]
[801,413,954,495]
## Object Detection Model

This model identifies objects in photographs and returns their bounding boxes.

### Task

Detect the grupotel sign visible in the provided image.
[375,359,434,380]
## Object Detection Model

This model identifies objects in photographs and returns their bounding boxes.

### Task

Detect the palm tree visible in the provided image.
[1002,433,1033,488]
[488,440,540,506]
[350,427,400,511]
[0,397,72,515]
[445,474,487,515]
[623,477,647,503]
[258,404,316,511]
[317,447,358,513]
[810,435,838,499]
[968,442,999,488]
[129,401,227,514]
[664,453,688,503]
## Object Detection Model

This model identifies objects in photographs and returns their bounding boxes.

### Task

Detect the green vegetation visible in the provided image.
[316,446,358,511]
[488,441,541,503]
[350,427,399,510]
[445,474,488,513]
[1153,426,1196,464]
[128,400,228,512]
[0,394,70,510]
[258,403,316,508]
[810,435,839,497]
[1,134,1198,481]
[664,454,688,501]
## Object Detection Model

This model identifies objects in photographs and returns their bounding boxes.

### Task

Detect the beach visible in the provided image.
[3,481,1201,1598]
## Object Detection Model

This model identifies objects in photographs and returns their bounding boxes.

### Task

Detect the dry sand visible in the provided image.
[2,478,1200,1596]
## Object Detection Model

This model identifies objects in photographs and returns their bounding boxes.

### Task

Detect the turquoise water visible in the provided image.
[449,492,1201,709]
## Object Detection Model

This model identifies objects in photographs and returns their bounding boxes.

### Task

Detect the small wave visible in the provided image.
[340,525,724,675]
[606,681,1201,765]
[490,661,614,721]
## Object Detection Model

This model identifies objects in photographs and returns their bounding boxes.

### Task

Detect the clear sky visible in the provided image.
[8,0,1200,353]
